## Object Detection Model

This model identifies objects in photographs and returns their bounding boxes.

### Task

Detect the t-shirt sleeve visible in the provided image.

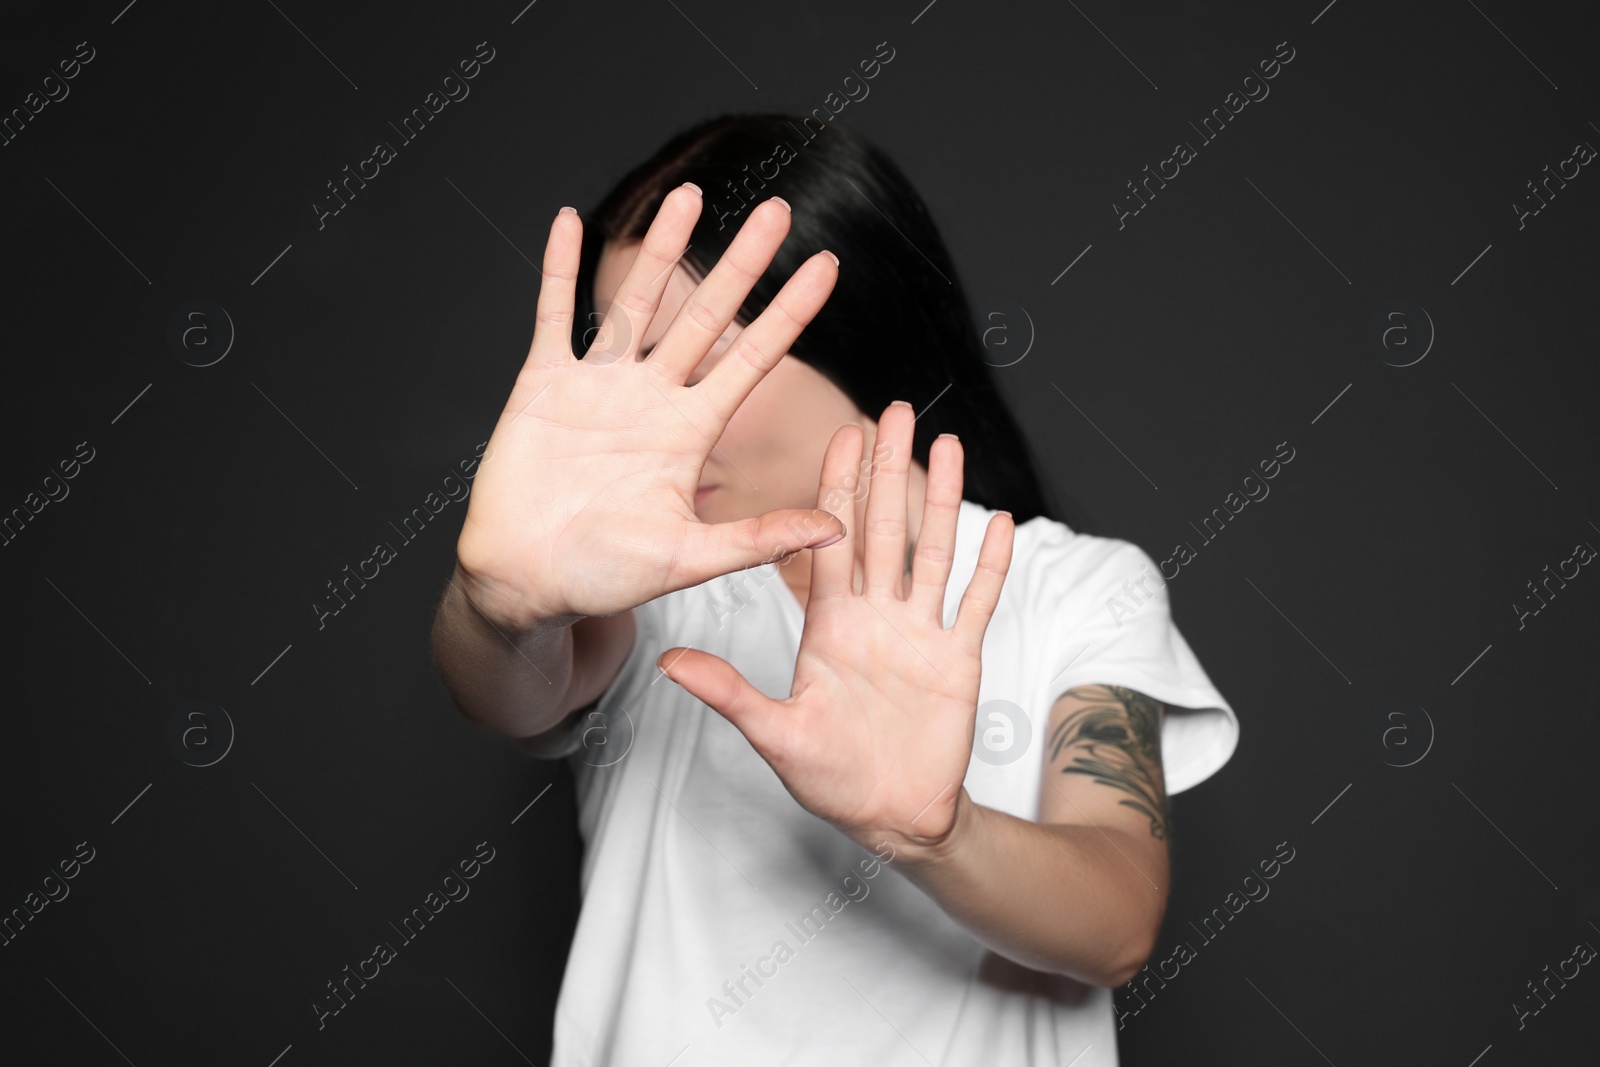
[1022,525,1240,795]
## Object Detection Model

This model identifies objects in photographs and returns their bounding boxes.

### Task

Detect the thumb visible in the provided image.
[656,647,782,754]
[674,507,845,586]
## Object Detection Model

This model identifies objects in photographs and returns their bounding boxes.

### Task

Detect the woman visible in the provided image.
[431,112,1238,1066]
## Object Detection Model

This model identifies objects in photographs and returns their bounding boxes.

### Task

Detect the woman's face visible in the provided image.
[591,238,873,527]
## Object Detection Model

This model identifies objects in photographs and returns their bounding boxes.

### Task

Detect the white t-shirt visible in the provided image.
[545,498,1238,1066]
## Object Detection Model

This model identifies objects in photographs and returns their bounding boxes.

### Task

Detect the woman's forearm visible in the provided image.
[886,789,1166,988]
[429,562,579,739]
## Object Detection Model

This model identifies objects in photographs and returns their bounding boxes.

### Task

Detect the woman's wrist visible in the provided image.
[839,786,980,873]
[450,558,576,638]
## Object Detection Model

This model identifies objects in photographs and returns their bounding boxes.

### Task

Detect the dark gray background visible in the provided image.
[2,0,1597,1064]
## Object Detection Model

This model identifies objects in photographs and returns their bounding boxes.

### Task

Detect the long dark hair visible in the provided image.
[572,111,1062,526]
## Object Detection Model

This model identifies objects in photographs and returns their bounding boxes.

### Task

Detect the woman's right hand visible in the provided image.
[454,185,845,630]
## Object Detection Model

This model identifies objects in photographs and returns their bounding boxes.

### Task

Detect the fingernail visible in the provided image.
[937,432,959,442]
[681,181,702,196]
[558,205,577,216]
[769,195,791,212]
[891,399,912,410]
[822,249,839,266]
[811,529,845,549]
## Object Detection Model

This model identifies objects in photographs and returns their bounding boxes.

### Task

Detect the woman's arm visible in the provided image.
[429,561,637,748]
[649,402,1178,988]
[427,191,844,752]
[649,405,1171,988]
[886,684,1171,989]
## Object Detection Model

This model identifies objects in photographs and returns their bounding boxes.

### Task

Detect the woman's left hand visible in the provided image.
[656,399,1016,856]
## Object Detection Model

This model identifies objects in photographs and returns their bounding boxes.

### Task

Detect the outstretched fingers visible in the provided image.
[693,245,840,422]
[952,512,1016,650]
[674,501,845,592]
[860,401,914,598]
[526,206,584,368]
[588,183,704,364]
[908,433,964,621]
[656,647,783,756]
[647,196,795,385]
[810,422,867,601]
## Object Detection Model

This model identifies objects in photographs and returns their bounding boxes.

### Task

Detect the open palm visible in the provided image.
[657,401,1016,854]
[456,188,846,629]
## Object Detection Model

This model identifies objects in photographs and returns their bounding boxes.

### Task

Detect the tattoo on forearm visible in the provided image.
[1047,685,1169,840]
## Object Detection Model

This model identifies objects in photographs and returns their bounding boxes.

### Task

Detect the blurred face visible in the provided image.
[592,238,872,528]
